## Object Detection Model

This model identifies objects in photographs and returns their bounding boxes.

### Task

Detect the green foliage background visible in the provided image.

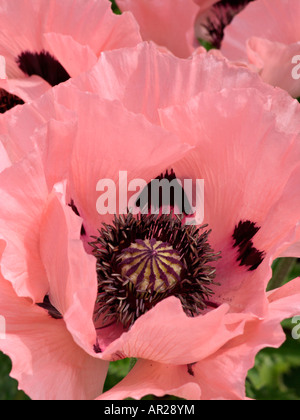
[1,0,300,402]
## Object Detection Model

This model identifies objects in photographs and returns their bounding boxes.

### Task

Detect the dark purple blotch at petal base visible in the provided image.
[17,50,70,87]
[233,220,265,271]
[36,296,63,320]
[0,88,24,113]
[136,169,193,215]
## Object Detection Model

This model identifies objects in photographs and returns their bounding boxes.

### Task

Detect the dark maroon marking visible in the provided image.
[0,89,24,113]
[187,363,197,377]
[135,169,193,215]
[233,220,265,271]
[68,200,86,236]
[37,296,63,320]
[17,50,70,87]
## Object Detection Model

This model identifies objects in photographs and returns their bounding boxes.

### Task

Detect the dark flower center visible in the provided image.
[91,213,220,329]
[17,50,70,87]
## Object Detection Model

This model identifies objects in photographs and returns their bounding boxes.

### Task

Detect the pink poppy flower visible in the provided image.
[221,0,300,98]
[1,46,300,400]
[0,0,141,113]
[115,0,200,57]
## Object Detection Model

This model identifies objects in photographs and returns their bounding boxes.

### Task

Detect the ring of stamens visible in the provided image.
[91,213,220,329]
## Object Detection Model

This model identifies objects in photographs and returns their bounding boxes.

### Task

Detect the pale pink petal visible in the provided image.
[0,75,50,102]
[221,0,300,97]
[193,278,300,400]
[0,271,108,400]
[246,37,300,97]
[43,33,98,78]
[256,166,300,260]
[193,315,286,400]
[117,0,199,57]
[0,91,77,185]
[267,277,300,320]
[49,84,192,241]
[99,359,201,400]
[71,42,275,125]
[0,55,5,78]
[0,152,49,301]
[159,88,300,312]
[100,297,249,364]
[39,189,99,354]
[222,0,300,62]
[0,140,11,172]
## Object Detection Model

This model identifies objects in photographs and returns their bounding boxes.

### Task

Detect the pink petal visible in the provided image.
[43,33,98,78]
[99,359,201,400]
[50,84,192,241]
[0,270,108,400]
[193,316,286,400]
[0,152,49,301]
[101,297,248,364]
[117,0,199,57]
[0,91,77,188]
[159,88,300,313]
[71,42,273,125]
[0,75,50,102]
[222,0,300,62]
[267,277,300,320]
[246,37,300,97]
[39,189,99,354]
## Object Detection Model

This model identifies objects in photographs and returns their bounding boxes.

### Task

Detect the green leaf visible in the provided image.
[109,0,121,15]
[198,39,215,52]
[246,331,300,400]
[0,352,30,400]
[267,258,299,291]
[103,358,135,393]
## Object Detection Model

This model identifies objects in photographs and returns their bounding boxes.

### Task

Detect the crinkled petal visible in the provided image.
[117,0,199,57]
[0,265,108,400]
[49,84,192,241]
[101,297,249,364]
[246,37,300,97]
[0,152,49,300]
[39,189,98,354]
[159,88,300,313]
[99,359,201,400]
[71,42,278,125]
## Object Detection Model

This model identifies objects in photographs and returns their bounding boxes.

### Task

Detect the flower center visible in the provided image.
[119,239,183,294]
[91,213,220,329]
